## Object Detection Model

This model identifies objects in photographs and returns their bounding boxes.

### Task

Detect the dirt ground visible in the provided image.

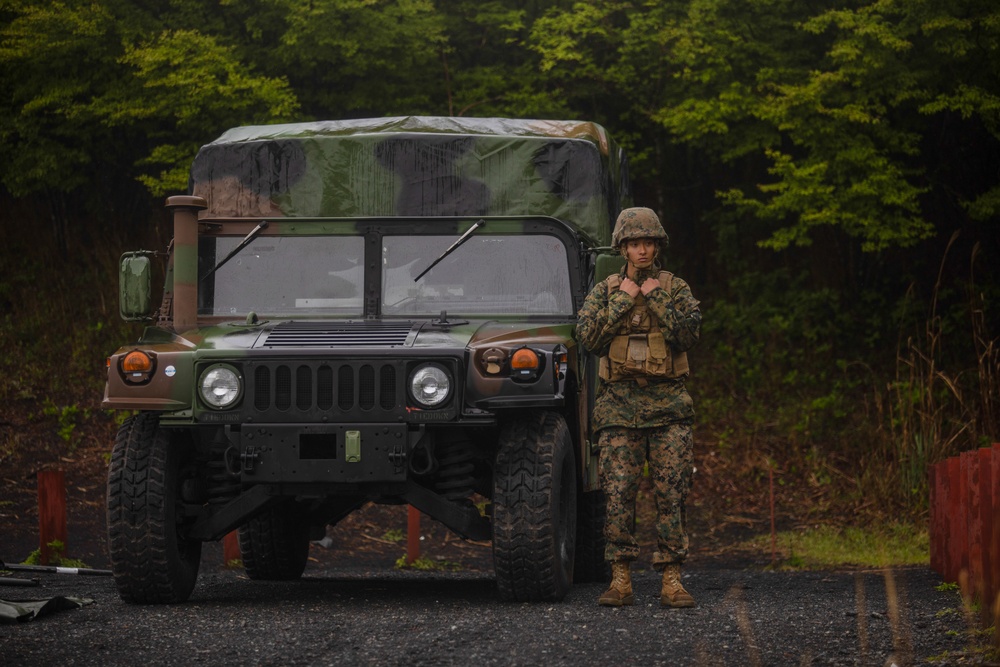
[1,415,974,666]
[0,405,775,575]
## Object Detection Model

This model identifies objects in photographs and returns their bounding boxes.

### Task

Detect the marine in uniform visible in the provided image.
[577,207,702,607]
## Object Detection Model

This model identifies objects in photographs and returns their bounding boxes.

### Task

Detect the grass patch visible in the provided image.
[381,529,404,543]
[394,555,462,571]
[21,540,90,569]
[741,522,929,569]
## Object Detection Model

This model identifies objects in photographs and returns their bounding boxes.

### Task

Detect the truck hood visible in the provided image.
[134,318,577,354]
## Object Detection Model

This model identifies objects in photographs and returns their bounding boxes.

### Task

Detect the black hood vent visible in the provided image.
[260,321,416,348]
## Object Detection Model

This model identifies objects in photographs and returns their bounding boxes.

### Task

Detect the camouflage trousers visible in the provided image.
[598,423,694,569]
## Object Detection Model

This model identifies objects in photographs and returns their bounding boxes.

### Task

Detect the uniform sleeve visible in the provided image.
[576,280,635,354]
[644,276,701,352]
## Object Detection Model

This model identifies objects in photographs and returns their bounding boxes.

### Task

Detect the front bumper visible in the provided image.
[239,423,423,484]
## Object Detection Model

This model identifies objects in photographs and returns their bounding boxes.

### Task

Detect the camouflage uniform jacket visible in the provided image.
[577,267,701,432]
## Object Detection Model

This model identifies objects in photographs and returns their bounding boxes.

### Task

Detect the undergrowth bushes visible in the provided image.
[695,240,999,520]
[0,201,154,455]
[870,240,1000,509]
[0,235,139,405]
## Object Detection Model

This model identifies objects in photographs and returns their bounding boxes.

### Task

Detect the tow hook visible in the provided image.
[388,444,407,473]
[241,445,260,473]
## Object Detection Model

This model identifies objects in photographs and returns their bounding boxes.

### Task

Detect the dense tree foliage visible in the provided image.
[530,0,999,252]
[4,0,994,253]
[1,0,997,513]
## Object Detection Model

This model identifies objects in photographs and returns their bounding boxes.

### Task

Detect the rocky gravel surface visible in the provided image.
[1,557,974,666]
[0,438,981,665]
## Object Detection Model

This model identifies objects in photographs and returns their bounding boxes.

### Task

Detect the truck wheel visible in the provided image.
[493,411,577,602]
[573,489,610,583]
[238,503,310,580]
[107,413,202,604]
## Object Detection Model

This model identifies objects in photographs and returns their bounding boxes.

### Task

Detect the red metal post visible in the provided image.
[991,445,1000,624]
[407,505,421,564]
[37,470,68,566]
[958,453,971,583]
[223,531,241,566]
[946,456,962,582]
[967,451,984,599]
[929,462,941,576]
[978,447,994,623]
[975,447,994,627]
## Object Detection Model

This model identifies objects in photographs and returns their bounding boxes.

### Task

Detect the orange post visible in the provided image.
[407,505,421,564]
[37,470,68,566]
[940,457,955,582]
[991,445,1000,622]
[948,456,964,583]
[960,452,972,581]
[223,531,241,566]
[967,451,984,599]
[769,463,777,564]
[978,447,993,624]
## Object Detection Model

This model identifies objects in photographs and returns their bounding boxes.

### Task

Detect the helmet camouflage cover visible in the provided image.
[611,207,668,247]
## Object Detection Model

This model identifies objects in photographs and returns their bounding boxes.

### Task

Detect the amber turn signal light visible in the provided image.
[510,348,539,370]
[121,350,153,373]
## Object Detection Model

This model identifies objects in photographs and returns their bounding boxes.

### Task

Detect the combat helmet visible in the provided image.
[612,207,669,248]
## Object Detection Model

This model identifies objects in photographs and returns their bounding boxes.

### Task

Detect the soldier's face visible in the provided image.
[624,239,656,268]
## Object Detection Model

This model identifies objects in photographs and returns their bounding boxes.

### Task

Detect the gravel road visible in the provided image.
[1,557,973,667]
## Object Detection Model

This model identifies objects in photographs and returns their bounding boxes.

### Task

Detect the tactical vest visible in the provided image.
[598,271,690,383]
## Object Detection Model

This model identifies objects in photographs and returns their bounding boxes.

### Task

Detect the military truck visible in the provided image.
[104,116,631,604]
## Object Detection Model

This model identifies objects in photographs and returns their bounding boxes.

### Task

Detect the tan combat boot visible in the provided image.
[660,564,695,608]
[598,562,635,607]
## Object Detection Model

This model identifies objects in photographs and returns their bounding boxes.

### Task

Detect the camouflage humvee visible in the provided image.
[104,116,631,604]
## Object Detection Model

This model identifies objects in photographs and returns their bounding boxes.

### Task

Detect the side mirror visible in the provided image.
[119,252,155,321]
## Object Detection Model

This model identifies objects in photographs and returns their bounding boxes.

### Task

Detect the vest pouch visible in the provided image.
[607,334,667,380]
[608,334,630,375]
[672,348,689,376]
[629,304,652,330]
[625,334,648,374]
[645,333,670,377]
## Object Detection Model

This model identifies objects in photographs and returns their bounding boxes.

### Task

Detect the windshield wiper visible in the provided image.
[200,220,269,282]
[413,219,485,282]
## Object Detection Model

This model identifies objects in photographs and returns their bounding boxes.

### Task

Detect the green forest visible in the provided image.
[1,0,997,525]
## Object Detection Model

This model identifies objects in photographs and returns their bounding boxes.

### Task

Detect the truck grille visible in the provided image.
[260,321,415,348]
[247,361,404,421]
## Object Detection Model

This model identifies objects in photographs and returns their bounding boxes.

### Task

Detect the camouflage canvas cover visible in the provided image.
[189,116,630,247]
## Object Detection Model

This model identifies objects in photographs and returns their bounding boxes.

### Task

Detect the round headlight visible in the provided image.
[199,365,242,409]
[409,364,451,408]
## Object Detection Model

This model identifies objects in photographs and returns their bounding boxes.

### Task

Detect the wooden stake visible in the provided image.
[37,470,67,566]
[407,505,421,564]
[769,462,777,565]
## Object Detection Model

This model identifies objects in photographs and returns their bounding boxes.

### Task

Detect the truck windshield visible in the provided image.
[382,234,573,316]
[197,232,574,318]
[198,236,365,317]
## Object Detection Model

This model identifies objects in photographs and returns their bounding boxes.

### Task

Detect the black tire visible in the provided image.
[492,411,577,602]
[107,413,202,604]
[238,503,310,581]
[573,489,610,583]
